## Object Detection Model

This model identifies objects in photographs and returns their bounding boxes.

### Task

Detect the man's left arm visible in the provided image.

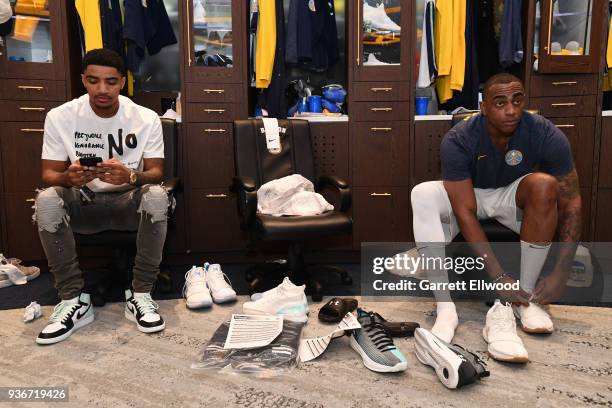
[533,168,582,304]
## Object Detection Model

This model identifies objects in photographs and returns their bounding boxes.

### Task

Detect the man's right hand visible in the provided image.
[495,275,531,306]
[66,161,97,187]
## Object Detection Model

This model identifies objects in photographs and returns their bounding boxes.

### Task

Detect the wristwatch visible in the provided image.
[129,170,138,185]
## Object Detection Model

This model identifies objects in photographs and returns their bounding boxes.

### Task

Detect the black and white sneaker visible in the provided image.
[414,328,489,389]
[125,289,165,333]
[36,293,94,345]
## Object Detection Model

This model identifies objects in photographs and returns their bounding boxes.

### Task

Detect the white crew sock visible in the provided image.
[431,302,458,343]
[520,240,552,293]
[419,243,458,343]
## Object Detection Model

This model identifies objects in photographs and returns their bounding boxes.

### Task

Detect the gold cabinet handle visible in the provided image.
[204,128,227,133]
[205,194,227,198]
[370,87,392,92]
[203,89,225,94]
[17,85,44,91]
[552,81,578,86]
[555,124,575,128]
[356,0,360,66]
[204,109,226,113]
[370,192,391,197]
[20,128,44,133]
[19,107,46,111]
[545,1,553,55]
[186,0,192,66]
[25,198,36,203]
[371,107,392,112]
[371,127,392,132]
[551,102,576,107]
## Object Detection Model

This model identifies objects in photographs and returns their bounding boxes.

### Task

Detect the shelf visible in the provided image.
[414,114,452,121]
[287,114,349,123]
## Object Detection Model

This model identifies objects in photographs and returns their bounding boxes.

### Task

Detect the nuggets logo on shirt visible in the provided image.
[505,150,523,166]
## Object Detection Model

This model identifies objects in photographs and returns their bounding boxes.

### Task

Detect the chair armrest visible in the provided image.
[162,177,181,194]
[231,176,257,192]
[317,174,351,213]
[231,176,258,228]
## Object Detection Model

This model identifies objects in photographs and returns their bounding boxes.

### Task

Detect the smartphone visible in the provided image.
[79,156,102,168]
[79,185,95,204]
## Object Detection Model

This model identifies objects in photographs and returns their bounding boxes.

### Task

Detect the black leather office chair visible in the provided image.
[232,119,353,301]
[75,118,181,306]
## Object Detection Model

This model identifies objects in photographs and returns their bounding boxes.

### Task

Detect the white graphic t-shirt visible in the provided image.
[42,94,164,192]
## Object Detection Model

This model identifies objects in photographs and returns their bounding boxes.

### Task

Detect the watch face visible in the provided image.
[130,172,137,184]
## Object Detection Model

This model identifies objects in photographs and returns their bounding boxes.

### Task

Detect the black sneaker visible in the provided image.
[414,328,489,389]
[125,289,165,333]
[36,293,94,345]
[349,308,408,372]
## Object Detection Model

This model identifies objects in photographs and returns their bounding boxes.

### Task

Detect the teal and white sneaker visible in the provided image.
[349,308,408,372]
[242,277,309,323]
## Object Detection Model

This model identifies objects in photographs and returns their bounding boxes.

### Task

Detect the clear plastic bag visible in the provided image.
[192,317,305,378]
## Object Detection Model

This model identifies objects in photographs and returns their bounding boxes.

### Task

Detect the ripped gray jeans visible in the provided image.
[33,185,170,300]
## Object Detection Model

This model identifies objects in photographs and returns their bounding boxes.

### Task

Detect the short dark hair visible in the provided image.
[483,73,523,99]
[82,48,126,76]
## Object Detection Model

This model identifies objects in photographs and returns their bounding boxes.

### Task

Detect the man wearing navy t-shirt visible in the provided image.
[410,73,581,362]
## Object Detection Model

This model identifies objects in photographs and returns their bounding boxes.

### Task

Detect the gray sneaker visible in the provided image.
[349,308,408,372]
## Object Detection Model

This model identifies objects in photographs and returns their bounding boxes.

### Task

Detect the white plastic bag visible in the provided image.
[257,174,333,216]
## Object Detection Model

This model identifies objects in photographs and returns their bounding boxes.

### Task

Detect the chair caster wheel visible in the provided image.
[245,270,256,283]
[341,274,353,285]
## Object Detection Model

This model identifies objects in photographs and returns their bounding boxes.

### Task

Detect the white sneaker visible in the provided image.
[125,289,165,333]
[363,2,401,33]
[36,293,94,345]
[364,53,392,66]
[482,300,529,363]
[183,265,213,309]
[0,253,40,288]
[205,263,236,304]
[514,302,554,334]
[242,277,309,323]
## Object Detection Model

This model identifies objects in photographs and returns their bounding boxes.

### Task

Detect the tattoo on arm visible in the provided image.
[554,169,582,274]
[555,169,581,242]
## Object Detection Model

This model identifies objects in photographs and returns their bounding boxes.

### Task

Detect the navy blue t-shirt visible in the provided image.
[441,113,574,189]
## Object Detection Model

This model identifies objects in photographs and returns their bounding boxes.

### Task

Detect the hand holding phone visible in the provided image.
[79,156,103,169]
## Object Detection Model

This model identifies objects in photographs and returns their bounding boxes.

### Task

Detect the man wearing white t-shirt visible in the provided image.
[33,49,169,345]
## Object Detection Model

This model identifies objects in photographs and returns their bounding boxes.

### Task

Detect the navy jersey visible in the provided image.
[441,113,574,189]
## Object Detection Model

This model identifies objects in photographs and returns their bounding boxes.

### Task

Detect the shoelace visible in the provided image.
[133,293,159,315]
[182,267,206,298]
[49,301,80,324]
[207,268,233,289]
[490,306,516,334]
[361,312,396,352]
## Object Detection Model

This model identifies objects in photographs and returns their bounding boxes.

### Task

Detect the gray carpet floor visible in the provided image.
[1,297,611,408]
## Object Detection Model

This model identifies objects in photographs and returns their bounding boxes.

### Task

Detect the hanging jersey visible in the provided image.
[75,0,104,52]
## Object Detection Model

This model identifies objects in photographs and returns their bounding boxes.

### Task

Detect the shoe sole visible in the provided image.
[482,328,529,363]
[36,313,94,345]
[211,293,237,304]
[414,328,462,389]
[519,325,553,334]
[185,299,213,309]
[0,269,40,289]
[242,306,308,323]
[513,309,554,334]
[349,334,407,373]
[124,310,165,333]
